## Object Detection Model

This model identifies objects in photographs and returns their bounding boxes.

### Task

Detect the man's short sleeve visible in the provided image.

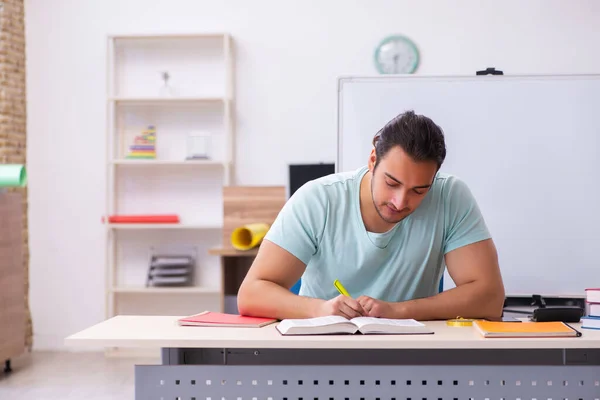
[264,181,328,265]
[443,176,492,254]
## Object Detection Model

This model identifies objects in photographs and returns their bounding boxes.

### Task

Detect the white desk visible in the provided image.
[66,316,600,400]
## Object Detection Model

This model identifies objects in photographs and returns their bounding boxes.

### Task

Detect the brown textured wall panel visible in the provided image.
[0,0,30,353]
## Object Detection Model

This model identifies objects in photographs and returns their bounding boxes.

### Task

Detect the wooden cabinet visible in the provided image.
[209,186,286,313]
[0,193,24,370]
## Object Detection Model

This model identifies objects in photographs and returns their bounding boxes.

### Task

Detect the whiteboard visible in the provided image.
[336,74,600,297]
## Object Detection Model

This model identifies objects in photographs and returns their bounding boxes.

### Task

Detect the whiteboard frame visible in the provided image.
[336,73,600,173]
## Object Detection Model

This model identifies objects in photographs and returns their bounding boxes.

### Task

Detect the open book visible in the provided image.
[276,316,434,335]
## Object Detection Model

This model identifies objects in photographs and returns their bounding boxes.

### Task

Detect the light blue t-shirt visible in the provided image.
[264,166,491,302]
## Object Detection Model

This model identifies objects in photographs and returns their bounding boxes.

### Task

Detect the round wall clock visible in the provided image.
[374,35,420,74]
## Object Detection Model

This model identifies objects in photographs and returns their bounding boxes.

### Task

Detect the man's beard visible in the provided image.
[370,175,407,224]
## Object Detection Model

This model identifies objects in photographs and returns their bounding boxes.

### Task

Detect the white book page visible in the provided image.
[277,316,351,334]
[350,317,424,330]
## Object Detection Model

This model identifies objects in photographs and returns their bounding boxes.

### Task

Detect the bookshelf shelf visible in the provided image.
[107,223,222,230]
[109,33,228,40]
[111,286,220,295]
[111,159,228,166]
[109,96,227,106]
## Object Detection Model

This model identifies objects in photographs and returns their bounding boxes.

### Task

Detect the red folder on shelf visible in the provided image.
[102,214,180,224]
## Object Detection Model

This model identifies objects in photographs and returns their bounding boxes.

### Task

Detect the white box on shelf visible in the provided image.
[186,131,212,160]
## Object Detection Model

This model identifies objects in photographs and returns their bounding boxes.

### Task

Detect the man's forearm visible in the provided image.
[237,279,323,320]
[391,281,505,321]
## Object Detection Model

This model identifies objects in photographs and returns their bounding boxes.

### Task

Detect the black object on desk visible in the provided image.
[531,307,583,323]
[504,294,584,323]
[529,294,584,322]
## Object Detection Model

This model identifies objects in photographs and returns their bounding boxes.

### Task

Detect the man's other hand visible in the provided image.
[315,295,367,319]
[357,295,394,318]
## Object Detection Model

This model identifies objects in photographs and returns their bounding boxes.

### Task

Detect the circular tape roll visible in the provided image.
[446,317,475,327]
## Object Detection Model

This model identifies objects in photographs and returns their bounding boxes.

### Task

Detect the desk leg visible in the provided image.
[161,348,183,365]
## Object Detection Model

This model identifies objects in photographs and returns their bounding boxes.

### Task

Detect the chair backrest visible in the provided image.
[290,279,301,295]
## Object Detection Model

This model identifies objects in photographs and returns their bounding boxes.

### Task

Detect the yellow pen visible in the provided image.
[333,279,351,297]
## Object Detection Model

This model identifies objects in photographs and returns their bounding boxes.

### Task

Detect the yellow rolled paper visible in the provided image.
[231,223,270,251]
[0,164,27,187]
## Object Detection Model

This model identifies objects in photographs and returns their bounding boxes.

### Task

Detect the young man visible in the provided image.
[238,110,505,321]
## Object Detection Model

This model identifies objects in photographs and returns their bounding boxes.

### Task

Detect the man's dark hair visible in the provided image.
[372,110,446,169]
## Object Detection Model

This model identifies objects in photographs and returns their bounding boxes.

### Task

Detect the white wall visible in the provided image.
[25,0,600,349]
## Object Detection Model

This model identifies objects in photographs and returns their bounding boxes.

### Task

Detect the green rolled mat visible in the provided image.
[0,164,27,187]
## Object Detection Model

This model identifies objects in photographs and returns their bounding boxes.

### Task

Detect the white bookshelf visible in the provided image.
[105,33,234,325]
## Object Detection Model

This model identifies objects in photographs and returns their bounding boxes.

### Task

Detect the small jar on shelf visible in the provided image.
[186,131,212,160]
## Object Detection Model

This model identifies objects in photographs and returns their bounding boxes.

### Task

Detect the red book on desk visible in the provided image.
[178,311,277,328]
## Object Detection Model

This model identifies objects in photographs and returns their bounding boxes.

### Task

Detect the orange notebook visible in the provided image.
[473,321,581,338]
[178,311,277,328]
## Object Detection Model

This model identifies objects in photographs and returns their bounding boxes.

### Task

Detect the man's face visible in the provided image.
[368,146,438,224]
